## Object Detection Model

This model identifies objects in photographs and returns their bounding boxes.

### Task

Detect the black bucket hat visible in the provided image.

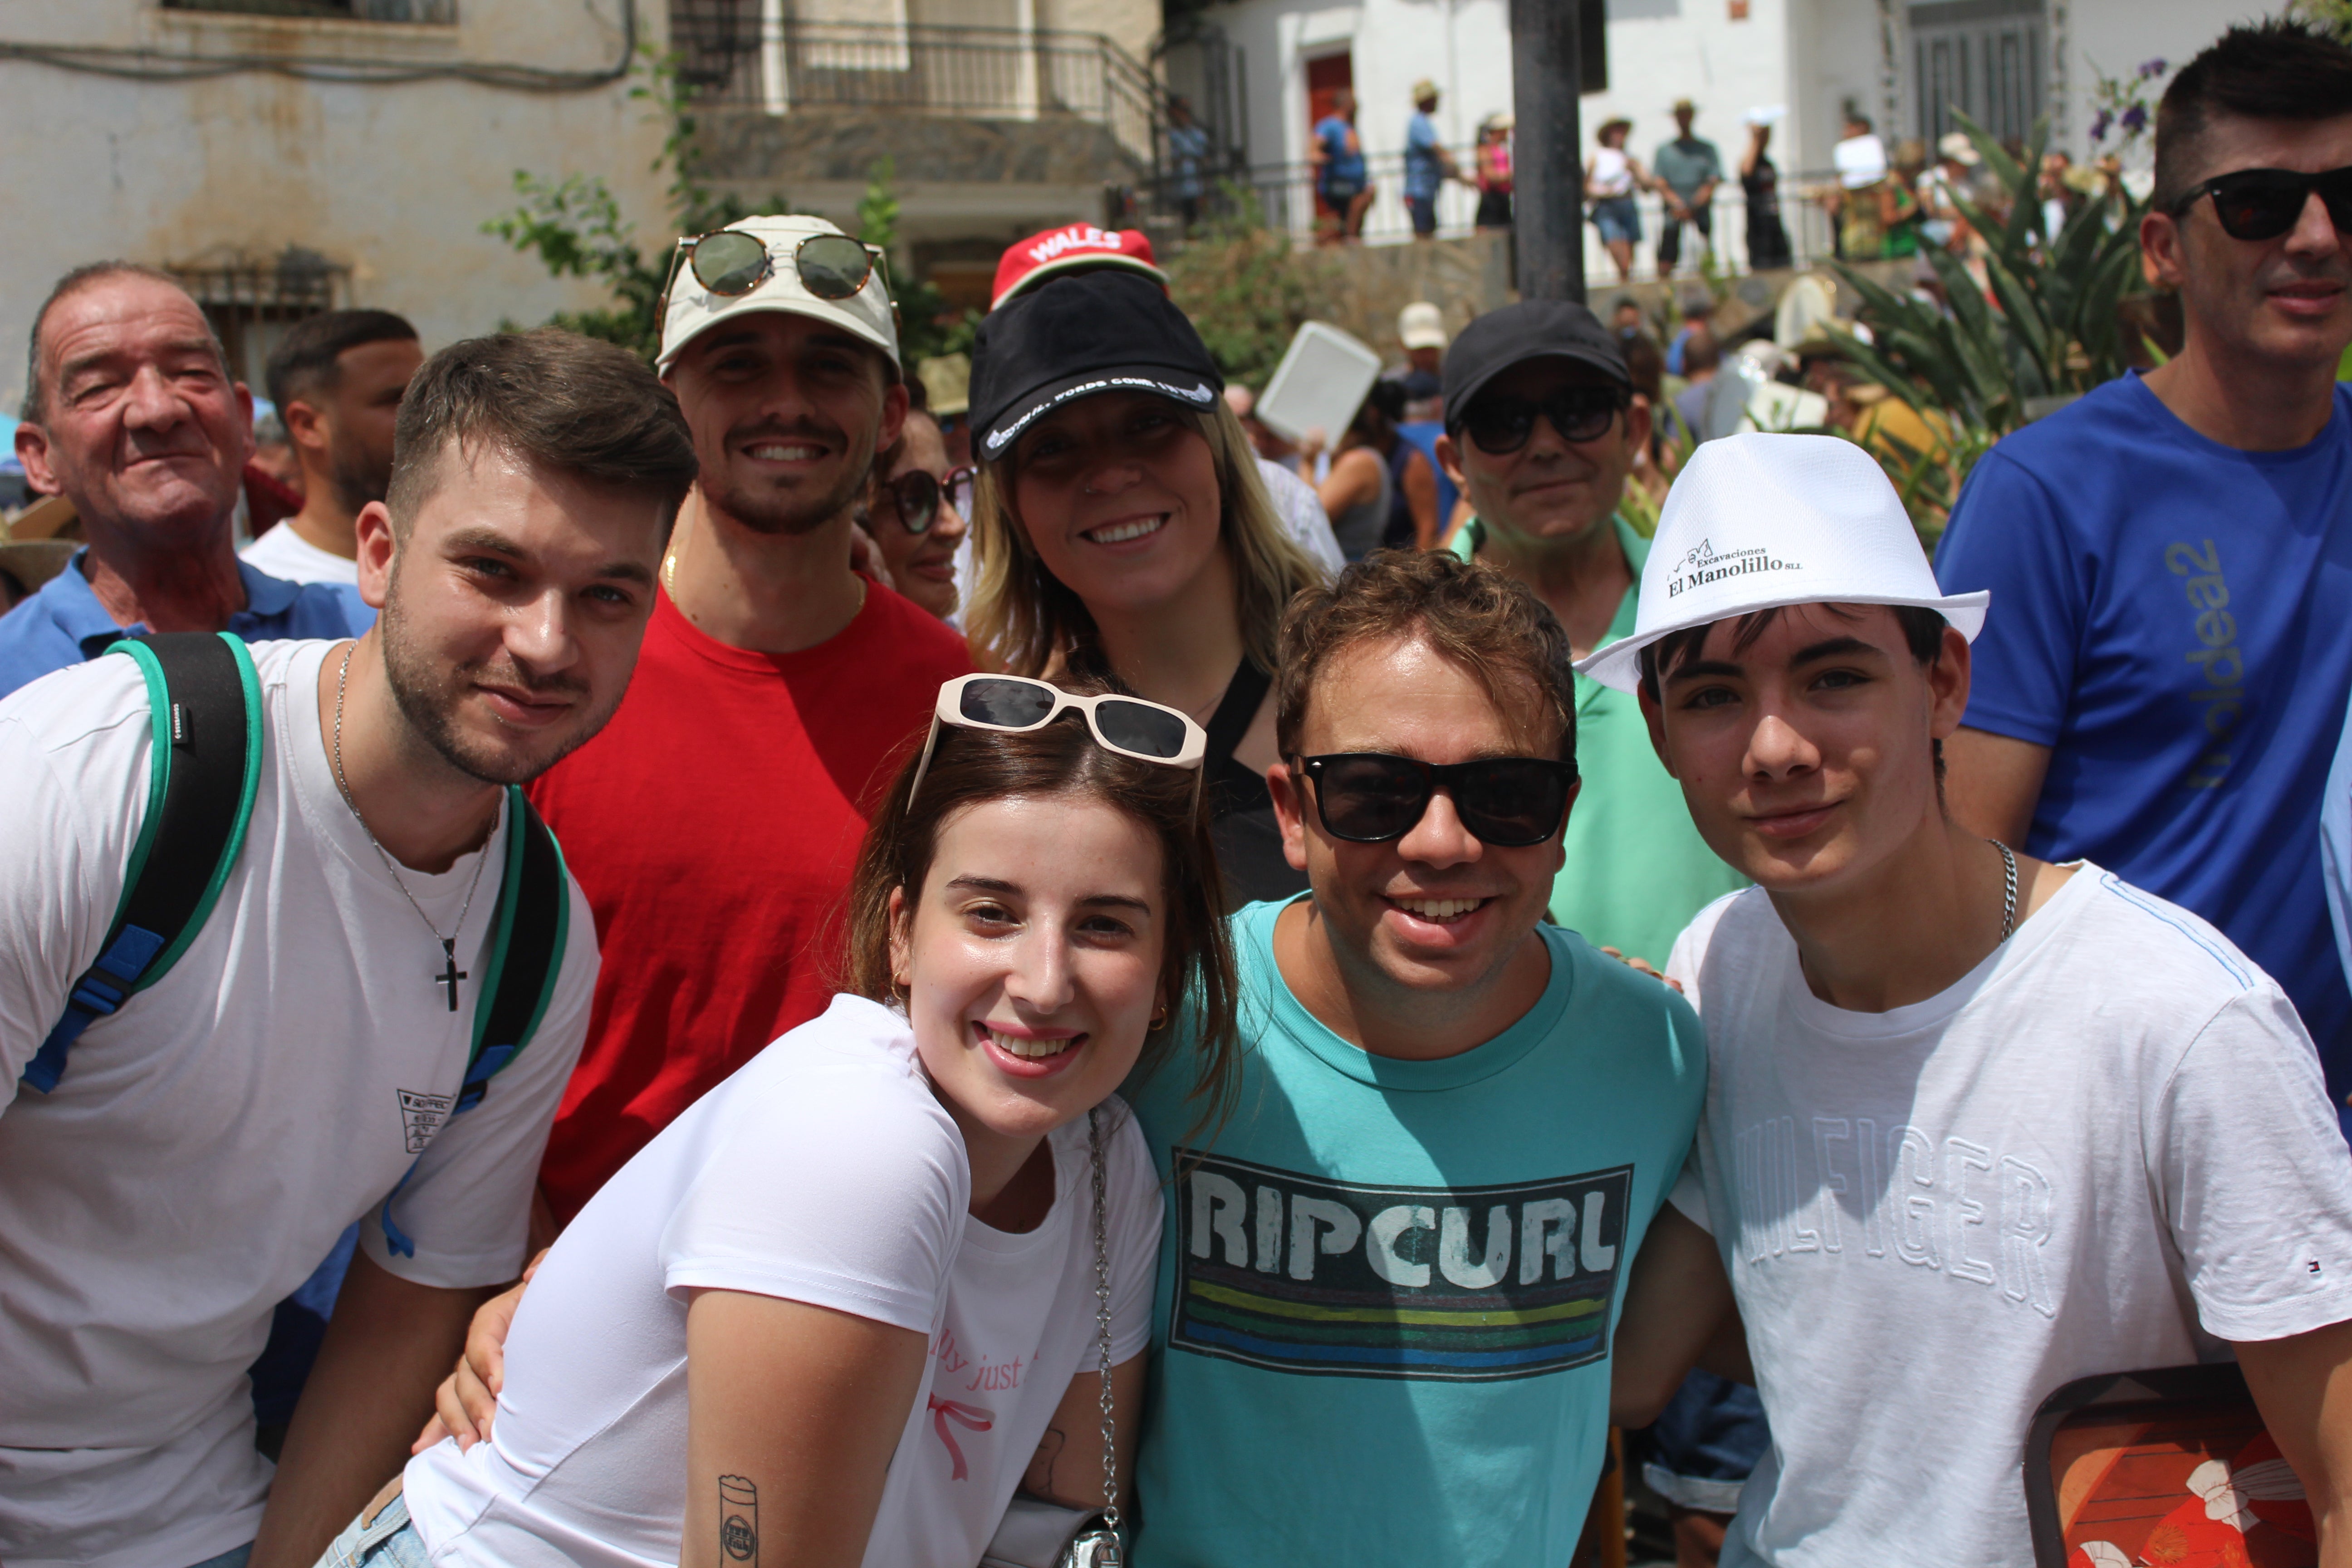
[970,271,1224,462]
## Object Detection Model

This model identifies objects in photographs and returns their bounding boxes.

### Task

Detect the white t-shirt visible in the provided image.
[1588,145,1634,199]
[1665,869,2352,1568]
[1252,455,1345,578]
[0,639,598,1568]
[240,522,361,585]
[402,994,1161,1568]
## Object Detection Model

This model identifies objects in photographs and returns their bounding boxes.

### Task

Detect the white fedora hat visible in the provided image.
[1576,432,1989,692]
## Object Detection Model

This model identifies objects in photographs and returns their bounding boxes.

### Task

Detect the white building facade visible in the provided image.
[0,0,678,411]
[1196,0,2240,274]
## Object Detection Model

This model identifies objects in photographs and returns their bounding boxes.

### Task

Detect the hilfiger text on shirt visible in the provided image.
[1729,1113,2058,1319]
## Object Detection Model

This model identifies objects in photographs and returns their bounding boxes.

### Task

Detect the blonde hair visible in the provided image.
[965,397,1324,678]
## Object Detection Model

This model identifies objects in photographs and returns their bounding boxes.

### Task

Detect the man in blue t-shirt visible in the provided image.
[1935,19,2352,1135]
[1312,89,1375,241]
[3,263,371,699]
[1402,79,1464,240]
[1124,550,1704,1566]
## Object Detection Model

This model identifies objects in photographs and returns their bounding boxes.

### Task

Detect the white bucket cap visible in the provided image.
[1575,432,1989,692]
[657,214,899,373]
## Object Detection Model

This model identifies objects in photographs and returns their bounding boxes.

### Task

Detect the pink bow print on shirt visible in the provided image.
[927,1395,993,1481]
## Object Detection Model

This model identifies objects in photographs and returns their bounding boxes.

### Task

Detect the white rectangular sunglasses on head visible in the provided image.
[907,674,1209,808]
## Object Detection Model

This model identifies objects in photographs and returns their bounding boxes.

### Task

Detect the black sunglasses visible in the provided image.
[1298,753,1578,848]
[1457,386,1632,456]
[2171,165,2352,242]
[881,466,975,535]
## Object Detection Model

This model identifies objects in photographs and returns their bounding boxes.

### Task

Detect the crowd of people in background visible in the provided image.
[4,17,2352,1568]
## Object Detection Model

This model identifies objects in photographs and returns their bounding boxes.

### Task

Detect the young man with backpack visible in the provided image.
[1600,433,2352,1566]
[0,330,697,1568]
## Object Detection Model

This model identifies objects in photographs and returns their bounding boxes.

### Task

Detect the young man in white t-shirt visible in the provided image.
[1583,434,2352,1567]
[240,310,425,587]
[0,330,698,1568]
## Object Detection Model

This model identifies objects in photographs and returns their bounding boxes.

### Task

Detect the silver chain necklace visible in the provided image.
[333,642,491,1011]
[1075,1106,1124,1566]
[1992,839,2018,944]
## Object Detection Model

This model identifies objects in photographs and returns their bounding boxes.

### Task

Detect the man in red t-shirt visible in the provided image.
[529,216,971,1223]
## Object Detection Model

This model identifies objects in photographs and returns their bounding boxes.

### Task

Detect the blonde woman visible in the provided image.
[962,270,1325,906]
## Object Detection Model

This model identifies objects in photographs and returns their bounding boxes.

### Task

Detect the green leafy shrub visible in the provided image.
[1829,112,2151,533]
[486,49,783,361]
[1165,191,1343,389]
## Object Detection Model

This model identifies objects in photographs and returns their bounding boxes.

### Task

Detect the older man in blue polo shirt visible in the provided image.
[2,261,373,1446]
[2,263,368,698]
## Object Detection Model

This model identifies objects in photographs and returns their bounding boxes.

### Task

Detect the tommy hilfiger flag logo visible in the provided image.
[397,1088,455,1155]
[1169,1152,1632,1382]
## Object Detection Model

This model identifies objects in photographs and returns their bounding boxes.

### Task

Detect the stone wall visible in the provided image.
[696,104,1148,190]
[1275,235,1918,362]
[1273,232,1518,363]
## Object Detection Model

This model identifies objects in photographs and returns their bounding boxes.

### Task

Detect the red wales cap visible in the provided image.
[990,224,1168,310]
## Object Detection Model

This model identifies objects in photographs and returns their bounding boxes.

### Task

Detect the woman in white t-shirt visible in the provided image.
[1585,118,1648,282]
[314,676,1241,1568]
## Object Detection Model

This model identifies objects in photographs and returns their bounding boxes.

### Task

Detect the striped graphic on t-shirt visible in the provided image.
[1169,1151,1632,1382]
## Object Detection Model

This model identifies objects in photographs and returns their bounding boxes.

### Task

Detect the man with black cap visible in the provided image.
[1440,299,1746,970]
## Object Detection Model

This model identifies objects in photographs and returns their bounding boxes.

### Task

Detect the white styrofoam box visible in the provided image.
[1255,321,1384,445]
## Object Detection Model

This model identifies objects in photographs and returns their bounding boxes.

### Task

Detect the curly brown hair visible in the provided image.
[838,679,1241,1141]
[1274,549,1578,764]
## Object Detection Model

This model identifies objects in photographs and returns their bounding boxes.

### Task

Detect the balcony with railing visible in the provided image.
[667,4,1163,187]
[1165,152,1855,284]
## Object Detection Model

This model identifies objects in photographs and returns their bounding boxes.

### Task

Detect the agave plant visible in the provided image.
[1829,112,2152,533]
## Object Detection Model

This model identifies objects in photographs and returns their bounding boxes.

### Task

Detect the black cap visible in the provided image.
[970,271,1224,461]
[1441,300,1630,429]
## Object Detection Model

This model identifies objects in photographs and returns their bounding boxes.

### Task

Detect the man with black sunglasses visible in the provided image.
[1437,300,1749,975]
[1436,302,1761,1549]
[1936,19,2352,1140]
[1117,548,1706,1567]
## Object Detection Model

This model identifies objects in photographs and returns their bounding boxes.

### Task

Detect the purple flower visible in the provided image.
[2121,104,2148,134]
[2090,108,2114,141]
[2137,58,2167,78]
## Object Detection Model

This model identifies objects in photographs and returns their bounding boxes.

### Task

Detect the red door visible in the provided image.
[1306,51,1353,137]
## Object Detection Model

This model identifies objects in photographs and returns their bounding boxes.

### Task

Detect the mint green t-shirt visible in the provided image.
[1124,898,1706,1567]
[1449,513,1749,966]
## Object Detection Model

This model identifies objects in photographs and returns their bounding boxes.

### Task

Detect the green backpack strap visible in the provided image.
[379,789,569,1259]
[23,633,261,1094]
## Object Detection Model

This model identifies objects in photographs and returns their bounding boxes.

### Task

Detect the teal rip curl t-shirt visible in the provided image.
[1122,899,1706,1567]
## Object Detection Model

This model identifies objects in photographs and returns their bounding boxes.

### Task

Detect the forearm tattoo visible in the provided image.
[719,1475,759,1565]
[1028,1424,1069,1500]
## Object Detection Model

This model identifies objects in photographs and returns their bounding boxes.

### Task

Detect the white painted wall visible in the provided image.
[2058,0,2249,164]
[0,0,671,412]
[1204,0,2260,183]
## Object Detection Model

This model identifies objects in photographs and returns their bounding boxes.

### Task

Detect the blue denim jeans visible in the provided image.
[1629,1369,1770,1515]
[314,1488,430,1568]
[188,1547,252,1568]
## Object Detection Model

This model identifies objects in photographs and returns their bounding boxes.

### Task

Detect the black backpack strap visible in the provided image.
[378,789,569,1259]
[23,633,261,1094]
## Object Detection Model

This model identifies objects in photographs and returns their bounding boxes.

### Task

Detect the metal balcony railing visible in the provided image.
[161,0,459,20]
[1161,153,1856,283]
[667,7,1161,168]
